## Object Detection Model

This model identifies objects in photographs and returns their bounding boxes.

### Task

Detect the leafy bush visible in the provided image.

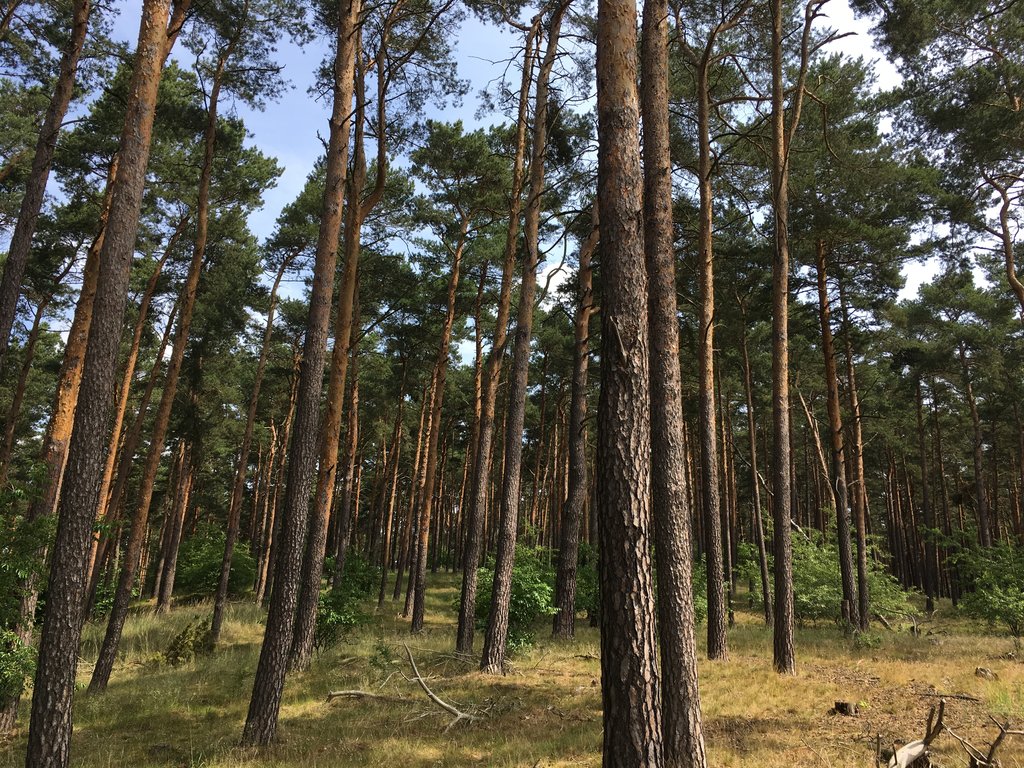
[466,545,556,653]
[313,553,379,652]
[0,629,35,701]
[690,561,709,625]
[163,618,212,666]
[955,542,1024,650]
[741,530,913,626]
[174,523,257,598]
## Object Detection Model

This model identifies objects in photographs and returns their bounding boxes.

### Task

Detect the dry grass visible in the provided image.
[2,575,1023,767]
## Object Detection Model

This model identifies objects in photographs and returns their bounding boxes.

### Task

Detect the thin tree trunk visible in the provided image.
[814,242,858,629]
[479,4,565,673]
[455,17,539,654]
[210,251,296,644]
[958,343,991,547]
[240,0,360,742]
[552,208,597,640]
[0,0,92,376]
[915,378,938,611]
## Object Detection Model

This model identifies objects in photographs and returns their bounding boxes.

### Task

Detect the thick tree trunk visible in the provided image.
[241,0,360,743]
[552,208,597,640]
[641,0,707,760]
[814,242,858,629]
[25,0,189,761]
[595,0,664,758]
[0,0,91,376]
[479,4,565,674]
[89,49,230,692]
[455,17,538,654]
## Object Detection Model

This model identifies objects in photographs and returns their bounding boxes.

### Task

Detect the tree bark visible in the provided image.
[641,0,708,759]
[595,0,664,757]
[89,40,233,692]
[814,241,858,629]
[552,208,597,640]
[25,0,189,760]
[241,0,361,743]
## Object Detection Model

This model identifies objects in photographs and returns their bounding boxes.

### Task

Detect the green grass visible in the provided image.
[2,575,1023,767]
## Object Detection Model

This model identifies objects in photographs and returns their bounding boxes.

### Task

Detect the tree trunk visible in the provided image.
[552,207,597,640]
[25,0,190,760]
[455,17,539,654]
[914,379,938,611]
[156,443,193,613]
[89,45,231,692]
[0,0,92,376]
[241,0,360,743]
[957,344,991,547]
[641,0,707,759]
[814,241,858,629]
[595,0,664,757]
[739,298,772,625]
[837,274,869,629]
[479,4,565,674]
[411,219,468,633]
[210,250,296,644]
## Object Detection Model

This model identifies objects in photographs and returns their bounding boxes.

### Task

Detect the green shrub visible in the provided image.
[0,629,34,701]
[955,542,1024,650]
[313,553,379,652]
[741,530,914,626]
[575,542,599,623]
[163,618,212,666]
[466,545,556,653]
[690,561,709,625]
[174,523,257,598]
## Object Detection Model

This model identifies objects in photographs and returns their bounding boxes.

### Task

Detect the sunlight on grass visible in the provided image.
[2,577,1023,767]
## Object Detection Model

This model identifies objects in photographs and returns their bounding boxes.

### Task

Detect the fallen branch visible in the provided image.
[918,692,981,703]
[889,699,945,768]
[404,643,478,733]
[326,690,410,704]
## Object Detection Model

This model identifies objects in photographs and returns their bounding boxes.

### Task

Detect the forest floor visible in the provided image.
[2,574,1023,767]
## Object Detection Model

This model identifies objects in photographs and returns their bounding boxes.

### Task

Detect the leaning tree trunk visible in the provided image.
[479,2,565,675]
[814,241,859,629]
[455,16,539,655]
[595,0,664,758]
[552,208,597,640]
[25,0,190,761]
[641,0,708,760]
[210,249,297,644]
[89,42,233,692]
[241,0,360,745]
[0,0,91,377]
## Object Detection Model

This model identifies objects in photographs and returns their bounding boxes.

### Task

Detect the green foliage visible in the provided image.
[174,523,256,599]
[689,561,709,626]
[0,628,35,701]
[956,542,1024,649]
[467,545,556,653]
[314,553,379,652]
[163,618,213,666]
[739,531,913,626]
